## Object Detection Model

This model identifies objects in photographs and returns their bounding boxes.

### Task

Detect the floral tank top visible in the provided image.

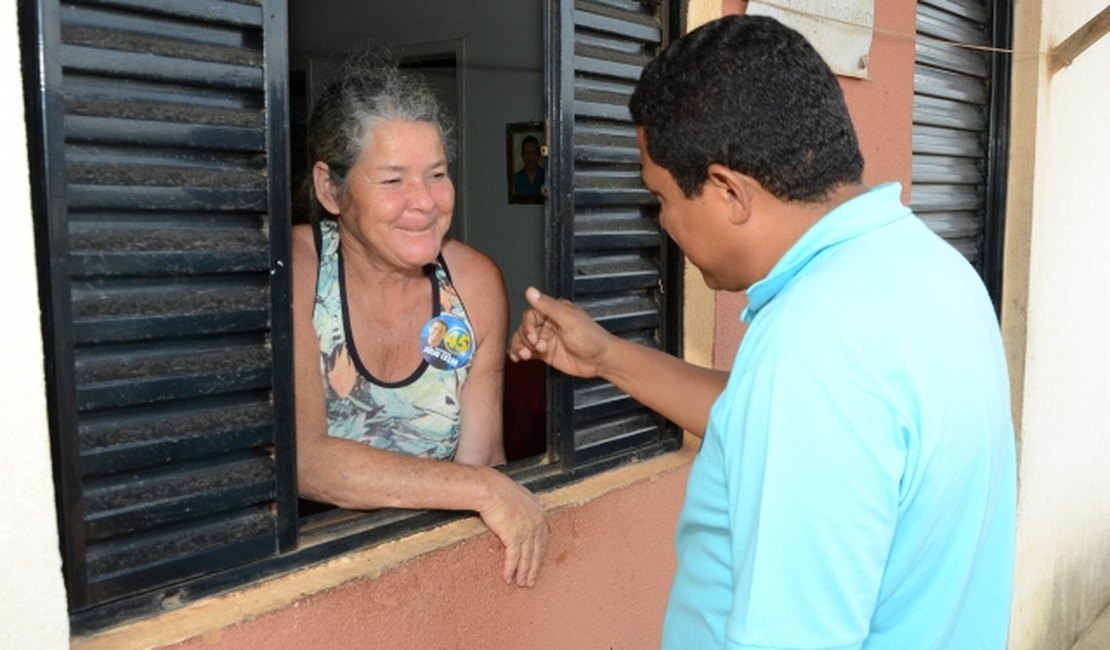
[312,218,471,459]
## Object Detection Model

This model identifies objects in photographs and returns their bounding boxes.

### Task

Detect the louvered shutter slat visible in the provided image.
[574,210,661,250]
[913,94,987,131]
[83,508,275,603]
[79,396,273,475]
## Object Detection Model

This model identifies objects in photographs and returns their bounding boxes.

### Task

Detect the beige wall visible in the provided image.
[0,5,71,649]
[1005,1,1110,648]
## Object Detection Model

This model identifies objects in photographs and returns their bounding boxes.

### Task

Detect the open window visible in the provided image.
[21,0,681,631]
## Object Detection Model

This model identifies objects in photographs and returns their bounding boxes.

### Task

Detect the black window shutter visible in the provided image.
[912,0,1010,308]
[546,0,682,468]
[21,0,294,612]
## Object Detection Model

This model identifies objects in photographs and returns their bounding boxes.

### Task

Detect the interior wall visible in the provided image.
[289,0,546,332]
[0,4,71,647]
[1005,1,1110,647]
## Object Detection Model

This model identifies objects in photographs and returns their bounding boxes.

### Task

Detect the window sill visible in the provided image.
[71,434,699,650]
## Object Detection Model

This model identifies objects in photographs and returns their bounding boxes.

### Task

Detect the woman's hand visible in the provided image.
[476,468,549,587]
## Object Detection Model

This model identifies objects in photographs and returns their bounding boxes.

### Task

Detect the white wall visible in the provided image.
[289,0,546,331]
[0,5,70,648]
[1006,1,1110,647]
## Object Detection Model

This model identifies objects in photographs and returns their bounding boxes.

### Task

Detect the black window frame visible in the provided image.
[21,0,684,633]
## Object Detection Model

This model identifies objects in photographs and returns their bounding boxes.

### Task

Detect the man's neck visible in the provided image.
[741,182,870,290]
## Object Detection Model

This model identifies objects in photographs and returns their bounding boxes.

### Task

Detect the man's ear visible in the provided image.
[706,163,756,226]
[312,161,342,216]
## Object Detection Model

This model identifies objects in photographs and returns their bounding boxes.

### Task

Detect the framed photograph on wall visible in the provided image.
[506,121,547,204]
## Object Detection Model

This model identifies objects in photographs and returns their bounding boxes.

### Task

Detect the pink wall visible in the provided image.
[169,464,689,650]
[713,1,916,368]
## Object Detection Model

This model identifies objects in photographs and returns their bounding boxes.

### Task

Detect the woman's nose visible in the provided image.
[408,179,436,211]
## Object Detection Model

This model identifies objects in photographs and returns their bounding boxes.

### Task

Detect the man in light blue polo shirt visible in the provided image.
[509,14,1015,649]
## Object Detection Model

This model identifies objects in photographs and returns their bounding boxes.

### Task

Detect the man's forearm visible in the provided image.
[600,336,728,436]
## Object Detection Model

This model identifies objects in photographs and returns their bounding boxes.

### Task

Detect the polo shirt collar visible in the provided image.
[742,182,912,321]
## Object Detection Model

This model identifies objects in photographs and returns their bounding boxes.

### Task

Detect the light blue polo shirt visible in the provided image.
[662,183,1015,649]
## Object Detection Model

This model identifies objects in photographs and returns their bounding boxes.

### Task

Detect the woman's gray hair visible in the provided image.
[304,46,456,221]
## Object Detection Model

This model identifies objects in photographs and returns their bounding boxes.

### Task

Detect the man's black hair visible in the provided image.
[629,15,864,202]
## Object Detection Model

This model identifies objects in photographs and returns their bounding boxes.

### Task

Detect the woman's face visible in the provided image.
[336,119,454,271]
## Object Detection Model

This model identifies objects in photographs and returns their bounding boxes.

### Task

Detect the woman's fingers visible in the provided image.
[502,532,523,586]
[480,472,549,588]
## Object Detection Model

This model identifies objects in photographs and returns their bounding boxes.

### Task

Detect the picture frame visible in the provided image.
[506,121,547,204]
